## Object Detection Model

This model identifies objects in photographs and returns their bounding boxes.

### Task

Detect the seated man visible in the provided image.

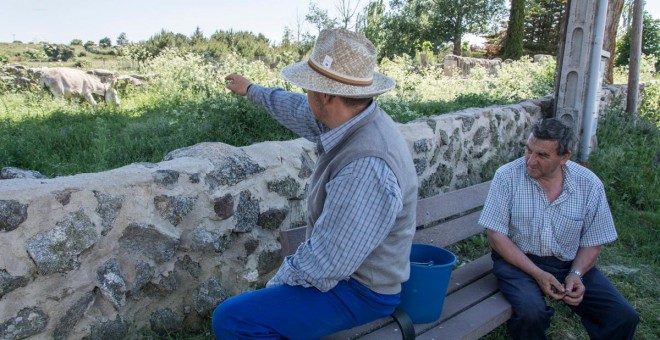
[478,118,639,339]
[213,29,418,339]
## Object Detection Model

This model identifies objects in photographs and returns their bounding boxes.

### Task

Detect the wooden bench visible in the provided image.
[279,180,512,339]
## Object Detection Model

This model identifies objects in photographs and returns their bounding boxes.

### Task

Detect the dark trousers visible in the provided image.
[492,252,639,340]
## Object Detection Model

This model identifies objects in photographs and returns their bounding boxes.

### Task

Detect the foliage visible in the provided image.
[428,0,507,56]
[640,81,660,124]
[0,51,296,177]
[501,0,526,60]
[613,54,659,83]
[118,43,153,69]
[43,43,74,62]
[116,32,129,46]
[372,53,555,122]
[305,2,338,35]
[99,37,112,48]
[616,13,660,71]
[70,39,83,46]
[377,0,437,58]
[20,48,48,61]
[523,0,566,55]
[0,49,558,177]
[364,0,504,60]
[589,103,659,211]
[357,0,387,54]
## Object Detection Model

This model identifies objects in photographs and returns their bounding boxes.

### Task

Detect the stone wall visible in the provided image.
[0,88,624,339]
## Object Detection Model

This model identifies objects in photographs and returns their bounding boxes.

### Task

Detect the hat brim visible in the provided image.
[280,61,395,98]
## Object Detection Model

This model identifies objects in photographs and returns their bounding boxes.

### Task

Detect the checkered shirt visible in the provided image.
[478,157,618,261]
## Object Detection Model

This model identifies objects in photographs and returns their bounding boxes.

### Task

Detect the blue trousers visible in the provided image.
[212,278,400,339]
[492,252,639,340]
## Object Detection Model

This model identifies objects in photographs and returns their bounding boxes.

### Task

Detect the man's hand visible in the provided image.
[562,273,585,306]
[535,271,566,300]
[225,73,252,96]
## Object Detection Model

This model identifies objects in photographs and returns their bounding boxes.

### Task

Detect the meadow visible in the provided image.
[1,48,658,339]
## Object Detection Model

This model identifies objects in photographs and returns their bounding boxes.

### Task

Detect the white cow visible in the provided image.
[40,67,120,106]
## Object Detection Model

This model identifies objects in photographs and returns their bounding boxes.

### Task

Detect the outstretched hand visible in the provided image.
[225,73,252,96]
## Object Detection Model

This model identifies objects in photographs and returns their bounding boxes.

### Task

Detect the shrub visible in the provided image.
[43,43,74,62]
[589,105,659,211]
[640,81,660,125]
[21,48,48,61]
[72,58,92,69]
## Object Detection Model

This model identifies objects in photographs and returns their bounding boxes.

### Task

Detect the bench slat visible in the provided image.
[416,181,491,226]
[445,254,493,295]
[358,274,504,339]
[324,254,495,339]
[413,211,483,248]
[417,292,512,340]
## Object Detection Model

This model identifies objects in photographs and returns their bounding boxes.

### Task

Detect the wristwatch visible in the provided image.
[569,268,583,281]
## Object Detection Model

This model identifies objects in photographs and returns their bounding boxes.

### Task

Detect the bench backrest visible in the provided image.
[279,181,491,258]
[414,180,491,248]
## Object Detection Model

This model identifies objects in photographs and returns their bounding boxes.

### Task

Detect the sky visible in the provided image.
[1,1,659,46]
[0,0,356,45]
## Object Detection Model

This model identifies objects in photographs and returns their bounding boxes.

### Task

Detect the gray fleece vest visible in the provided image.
[306,106,418,295]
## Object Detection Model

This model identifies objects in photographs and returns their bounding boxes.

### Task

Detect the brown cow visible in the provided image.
[39,67,120,106]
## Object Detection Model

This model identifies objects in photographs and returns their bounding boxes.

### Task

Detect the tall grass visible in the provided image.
[0,52,557,177]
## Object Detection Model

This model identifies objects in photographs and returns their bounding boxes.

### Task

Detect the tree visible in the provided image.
[603,0,625,84]
[116,32,129,46]
[501,0,526,60]
[305,2,338,35]
[43,44,74,61]
[70,39,83,46]
[357,0,386,53]
[522,0,565,55]
[376,0,440,59]
[429,0,506,56]
[616,13,660,71]
[99,37,112,48]
[335,0,363,30]
[191,27,206,45]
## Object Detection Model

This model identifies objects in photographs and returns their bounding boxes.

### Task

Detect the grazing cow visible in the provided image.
[39,67,120,106]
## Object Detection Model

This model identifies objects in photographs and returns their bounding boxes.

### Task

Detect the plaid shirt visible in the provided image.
[478,157,617,261]
[248,85,403,291]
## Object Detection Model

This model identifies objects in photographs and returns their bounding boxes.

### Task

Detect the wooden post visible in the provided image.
[626,0,645,114]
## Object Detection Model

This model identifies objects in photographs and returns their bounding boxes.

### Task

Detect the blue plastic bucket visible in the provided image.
[399,243,457,324]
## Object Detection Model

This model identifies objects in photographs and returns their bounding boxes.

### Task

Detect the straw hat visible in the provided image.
[281,29,395,98]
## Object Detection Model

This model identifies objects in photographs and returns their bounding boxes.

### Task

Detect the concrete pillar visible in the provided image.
[554,0,609,160]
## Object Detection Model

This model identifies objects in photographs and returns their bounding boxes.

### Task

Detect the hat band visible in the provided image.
[308,59,373,86]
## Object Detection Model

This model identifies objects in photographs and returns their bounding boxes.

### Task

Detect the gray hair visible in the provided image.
[531,118,575,155]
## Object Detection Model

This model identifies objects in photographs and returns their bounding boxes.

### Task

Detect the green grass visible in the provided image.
[0,91,294,177]
[0,42,131,70]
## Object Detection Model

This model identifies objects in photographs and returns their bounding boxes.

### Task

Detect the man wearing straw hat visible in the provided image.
[214,29,418,339]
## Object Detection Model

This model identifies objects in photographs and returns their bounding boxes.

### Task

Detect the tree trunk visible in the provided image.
[453,15,464,56]
[603,0,625,84]
[626,0,644,114]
